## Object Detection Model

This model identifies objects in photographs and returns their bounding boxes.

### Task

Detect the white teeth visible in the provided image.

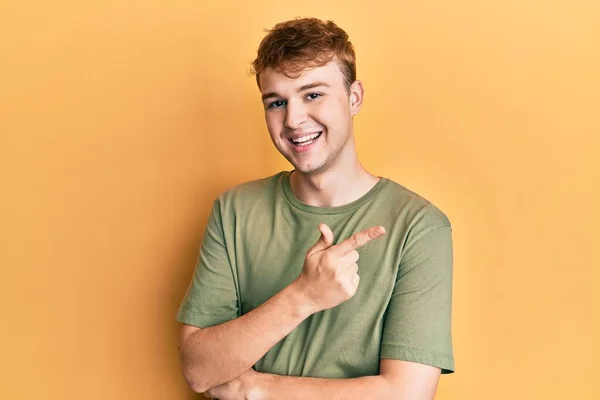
[292,132,321,144]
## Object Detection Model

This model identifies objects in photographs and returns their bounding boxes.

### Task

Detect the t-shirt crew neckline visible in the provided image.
[281,170,390,215]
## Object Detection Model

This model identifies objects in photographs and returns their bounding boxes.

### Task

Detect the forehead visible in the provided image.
[259,61,345,94]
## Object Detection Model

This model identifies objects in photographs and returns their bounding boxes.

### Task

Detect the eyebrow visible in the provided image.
[261,81,330,101]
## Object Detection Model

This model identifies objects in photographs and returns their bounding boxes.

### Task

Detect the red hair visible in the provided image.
[251,18,357,91]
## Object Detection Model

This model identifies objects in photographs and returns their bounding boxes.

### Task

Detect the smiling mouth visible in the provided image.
[289,132,322,147]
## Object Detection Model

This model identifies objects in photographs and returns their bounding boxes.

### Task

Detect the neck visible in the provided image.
[290,150,380,208]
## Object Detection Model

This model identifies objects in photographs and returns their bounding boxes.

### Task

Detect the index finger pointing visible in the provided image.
[334,226,386,254]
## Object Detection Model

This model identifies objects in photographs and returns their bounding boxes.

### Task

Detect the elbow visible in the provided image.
[187,379,208,394]
[181,362,209,393]
[179,345,210,393]
[179,328,210,393]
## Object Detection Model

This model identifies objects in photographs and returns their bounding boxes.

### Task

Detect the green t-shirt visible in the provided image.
[177,171,455,377]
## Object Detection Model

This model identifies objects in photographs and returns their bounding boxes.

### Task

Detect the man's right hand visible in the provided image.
[292,223,386,314]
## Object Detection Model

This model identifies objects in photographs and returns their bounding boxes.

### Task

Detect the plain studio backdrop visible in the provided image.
[1,1,599,399]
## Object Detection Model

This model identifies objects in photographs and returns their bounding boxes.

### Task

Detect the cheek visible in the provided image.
[314,101,345,128]
[265,113,282,138]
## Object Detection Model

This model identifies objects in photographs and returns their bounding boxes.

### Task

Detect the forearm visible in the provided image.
[180,282,313,392]
[206,361,440,400]
[256,373,395,400]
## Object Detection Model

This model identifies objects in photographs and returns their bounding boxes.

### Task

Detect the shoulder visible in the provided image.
[214,171,285,211]
[380,178,451,235]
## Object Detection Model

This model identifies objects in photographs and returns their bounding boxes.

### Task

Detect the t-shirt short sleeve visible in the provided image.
[177,199,239,328]
[380,206,455,374]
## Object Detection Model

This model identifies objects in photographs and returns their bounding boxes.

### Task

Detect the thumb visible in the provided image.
[312,223,334,252]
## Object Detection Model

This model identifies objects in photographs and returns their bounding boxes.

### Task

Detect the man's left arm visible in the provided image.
[206,360,440,400]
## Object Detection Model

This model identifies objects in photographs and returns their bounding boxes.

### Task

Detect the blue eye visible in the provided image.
[268,100,286,109]
[306,93,322,100]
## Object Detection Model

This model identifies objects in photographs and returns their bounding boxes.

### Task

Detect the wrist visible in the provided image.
[249,371,275,400]
[284,279,319,318]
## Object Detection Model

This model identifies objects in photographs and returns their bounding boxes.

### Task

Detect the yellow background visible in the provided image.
[1,1,599,399]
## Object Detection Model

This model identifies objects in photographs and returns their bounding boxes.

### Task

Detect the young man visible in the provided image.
[177,18,454,399]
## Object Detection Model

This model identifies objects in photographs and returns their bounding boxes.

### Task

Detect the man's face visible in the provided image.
[259,61,362,175]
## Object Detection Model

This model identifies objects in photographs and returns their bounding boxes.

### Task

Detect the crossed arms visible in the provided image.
[178,224,443,399]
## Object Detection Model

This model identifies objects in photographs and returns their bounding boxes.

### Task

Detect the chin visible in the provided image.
[292,160,329,175]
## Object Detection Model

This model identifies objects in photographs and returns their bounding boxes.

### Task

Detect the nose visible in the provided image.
[284,100,307,130]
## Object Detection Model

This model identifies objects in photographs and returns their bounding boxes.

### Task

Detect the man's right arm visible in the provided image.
[179,223,385,393]
[179,281,312,393]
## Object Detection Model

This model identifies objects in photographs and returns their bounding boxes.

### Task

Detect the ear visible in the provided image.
[349,80,364,116]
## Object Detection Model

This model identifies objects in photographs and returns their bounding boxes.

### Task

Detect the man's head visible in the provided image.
[251,18,364,175]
